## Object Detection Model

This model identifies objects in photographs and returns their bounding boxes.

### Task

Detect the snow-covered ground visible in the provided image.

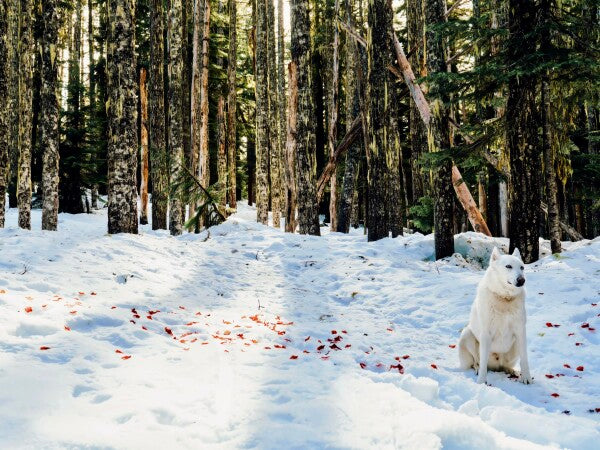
[0,204,599,449]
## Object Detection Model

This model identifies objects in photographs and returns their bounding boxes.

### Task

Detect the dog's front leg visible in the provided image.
[477,334,491,384]
[516,325,533,384]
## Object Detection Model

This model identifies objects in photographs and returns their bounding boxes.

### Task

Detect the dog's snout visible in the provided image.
[516,276,525,287]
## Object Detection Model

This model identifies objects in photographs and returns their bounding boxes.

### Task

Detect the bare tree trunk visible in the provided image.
[227,0,237,208]
[256,0,270,224]
[542,79,561,253]
[199,0,210,198]
[0,2,8,228]
[285,61,298,233]
[277,0,287,220]
[168,0,185,236]
[140,67,149,225]
[190,0,204,218]
[17,0,34,229]
[291,0,320,235]
[267,0,281,228]
[7,0,19,209]
[217,96,227,208]
[107,0,138,234]
[89,0,98,209]
[507,0,540,263]
[150,0,168,229]
[327,0,341,231]
[40,0,61,230]
[477,172,487,220]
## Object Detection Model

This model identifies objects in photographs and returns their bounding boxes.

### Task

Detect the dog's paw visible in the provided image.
[476,374,487,384]
[519,373,533,385]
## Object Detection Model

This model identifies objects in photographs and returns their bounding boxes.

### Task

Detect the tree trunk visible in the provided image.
[7,0,19,209]
[199,0,210,199]
[227,0,237,208]
[291,0,320,235]
[150,0,168,230]
[190,0,204,218]
[327,0,341,231]
[387,73,405,238]
[0,2,8,228]
[217,96,227,208]
[168,0,184,236]
[89,0,98,209]
[17,0,34,229]
[256,0,270,224]
[426,0,454,259]
[407,0,428,202]
[277,0,287,220]
[40,0,61,230]
[140,67,149,225]
[285,61,298,233]
[107,0,138,234]
[267,0,281,228]
[507,0,540,263]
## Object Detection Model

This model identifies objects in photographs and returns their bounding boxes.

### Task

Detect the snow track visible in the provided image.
[0,204,598,449]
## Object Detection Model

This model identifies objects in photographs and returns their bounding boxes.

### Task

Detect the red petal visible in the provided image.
[39,346,51,350]
[545,374,554,378]
[449,344,456,348]
[121,355,131,360]
[64,326,71,331]
[551,393,560,397]
[402,355,410,359]
[564,364,571,368]
[115,349,123,354]
[317,345,325,351]
[546,322,554,327]
[359,362,366,369]
[431,364,438,369]
[576,366,584,371]
[331,330,337,334]
[24,306,33,313]
[165,327,173,336]
[304,336,310,341]
[289,355,298,360]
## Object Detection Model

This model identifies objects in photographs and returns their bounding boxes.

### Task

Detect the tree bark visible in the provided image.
[507,0,540,263]
[199,0,210,201]
[168,0,185,236]
[256,0,270,224]
[107,0,138,234]
[291,0,320,235]
[0,1,8,228]
[190,0,204,218]
[89,0,98,209]
[227,0,237,208]
[150,0,168,229]
[277,0,287,221]
[327,0,341,231]
[285,61,298,233]
[140,67,149,225]
[426,0,454,259]
[17,0,34,229]
[40,0,61,230]
[217,96,227,208]
[267,0,281,228]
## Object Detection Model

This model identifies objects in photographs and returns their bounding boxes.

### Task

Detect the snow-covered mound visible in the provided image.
[0,204,598,449]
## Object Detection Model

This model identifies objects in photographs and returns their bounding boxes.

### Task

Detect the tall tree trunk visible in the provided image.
[182,0,192,197]
[267,0,281,228]
[40,0,61,230]
[190,0,204,218]
[89,0,99,209]
[337,0,361,234]
[507,0,540,263]
[0,1,8,228]
[7,0,19,209]
[217,96,227,208]
[255,0,270,224]
[140,67,149,225]
[199,0,210,193]
[426,0,454,259]
[365,0,392,241]
[227,0,237,208]
[291,0,320,235]
[168,0,185,236]
[150,0,168,229]
[17,0,34,229]
[277,0,287,220]
[407,0,427,203]
[387,70,405,237]
[285,61,298,232]
[107,0,138,234]
[327,0,341,231]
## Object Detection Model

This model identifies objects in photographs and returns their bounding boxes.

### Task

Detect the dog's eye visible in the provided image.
[506,265,512,269]
[520,266,524,270]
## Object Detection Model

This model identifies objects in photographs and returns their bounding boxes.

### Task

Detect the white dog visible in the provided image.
[458,247,533,384]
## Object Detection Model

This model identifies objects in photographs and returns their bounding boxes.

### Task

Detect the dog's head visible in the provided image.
[488,247,526,292]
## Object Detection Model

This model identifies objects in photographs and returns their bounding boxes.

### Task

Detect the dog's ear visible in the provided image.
[512,247,522,260]
[490,247,500,263]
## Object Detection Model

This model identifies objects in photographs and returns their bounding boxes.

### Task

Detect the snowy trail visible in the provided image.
[0,204,599,449]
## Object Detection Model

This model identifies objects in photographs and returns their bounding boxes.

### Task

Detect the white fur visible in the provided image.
[458,247,533,384]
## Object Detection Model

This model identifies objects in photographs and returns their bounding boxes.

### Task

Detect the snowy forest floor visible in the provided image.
[0,204,599,449]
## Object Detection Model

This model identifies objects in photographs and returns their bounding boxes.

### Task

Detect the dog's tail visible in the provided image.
[458,327,476,370]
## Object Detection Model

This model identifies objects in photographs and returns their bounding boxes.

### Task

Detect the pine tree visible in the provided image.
[140,67,150,225]
[17,0,35,229]
[0,1,8,228]
[506,0,540,263]
[227,0,237,208]
[267,0,281,228]
[425,0,454,259]
[255,0,270,225]
[40,0,61,230]
[168,0,185,236]
[327,0,341,231]
[150,0,168,230]
[106,0,138,234]
[290,0,320,235]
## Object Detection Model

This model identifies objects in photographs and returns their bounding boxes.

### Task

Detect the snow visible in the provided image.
[0,203,599,449]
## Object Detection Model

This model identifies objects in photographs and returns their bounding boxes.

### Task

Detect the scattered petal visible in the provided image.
[24,306,33,313]
[39,346,51,351]
[290,355,298,360]
[550,393,560,398]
